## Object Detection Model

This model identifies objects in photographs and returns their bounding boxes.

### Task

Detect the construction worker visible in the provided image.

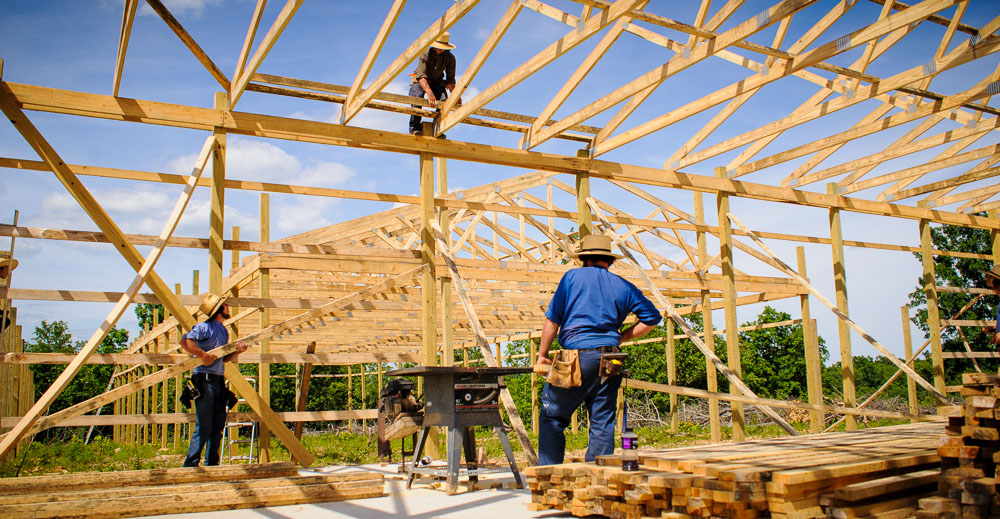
[984,265,1000,346]
[0,258,17,332]
[408,32,461,136]
[181,293,248,467]
[534,234,662,465]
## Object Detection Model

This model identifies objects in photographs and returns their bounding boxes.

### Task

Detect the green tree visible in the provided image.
[907,220,997,384]
[134,303,165,331]
[738,307,828,400]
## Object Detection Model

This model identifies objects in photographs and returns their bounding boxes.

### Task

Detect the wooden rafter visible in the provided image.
[144,0,231,91]
[112,0,140,97]
[229,0,303,108]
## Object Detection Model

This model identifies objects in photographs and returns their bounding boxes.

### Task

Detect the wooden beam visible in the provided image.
[8,81,1000,229]
[342,0,406,125]
[112,0,140,97]
[716,169,744,441]
[829,198,856,430]
[144,0,231,91]
[533,0,818,149]
[233,0,267,90]
[229,0,303,108]
[595,0,962,157]
[920,219,946,395]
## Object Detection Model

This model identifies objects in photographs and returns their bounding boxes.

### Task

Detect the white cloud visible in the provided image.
[274,197,338,235]
[163,138,356,189]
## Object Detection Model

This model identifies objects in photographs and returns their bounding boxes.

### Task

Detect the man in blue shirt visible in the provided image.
[181,293,248,467]
[535,234,662,465]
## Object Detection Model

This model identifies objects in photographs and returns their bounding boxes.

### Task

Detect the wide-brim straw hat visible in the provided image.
[985,265,1000,282]
[569,234,624,260]
[0,258,18,271]
[430,32,456,50]
[199,293,228,317]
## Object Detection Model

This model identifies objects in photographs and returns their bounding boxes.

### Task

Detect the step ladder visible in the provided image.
[223,376,258,464]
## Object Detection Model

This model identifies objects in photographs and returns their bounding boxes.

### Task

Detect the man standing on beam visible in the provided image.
[535,234,662,465]
[181,293,248,467]
[408,32,460,136]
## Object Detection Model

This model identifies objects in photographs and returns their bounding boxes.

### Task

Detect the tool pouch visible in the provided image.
[547,349,582,388]
[599,351,628,378]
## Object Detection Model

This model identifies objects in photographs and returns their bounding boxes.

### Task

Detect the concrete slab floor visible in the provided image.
[145,463,562,519]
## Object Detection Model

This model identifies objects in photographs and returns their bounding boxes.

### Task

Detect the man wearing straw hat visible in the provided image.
[0,258,17,332]
[408,31,461,136]
[181,292,248,467]
[984,266,1000,346]
[534,234,662,465]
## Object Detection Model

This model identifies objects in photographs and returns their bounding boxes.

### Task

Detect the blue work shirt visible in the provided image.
[183,319,229,376]
[545,266,662,349]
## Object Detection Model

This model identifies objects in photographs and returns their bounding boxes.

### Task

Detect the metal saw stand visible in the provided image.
[388,366,528,495]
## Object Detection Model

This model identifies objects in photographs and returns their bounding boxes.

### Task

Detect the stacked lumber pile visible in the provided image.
[525,421,942,519]
[915,372,1000,519]
[0,461,384,518]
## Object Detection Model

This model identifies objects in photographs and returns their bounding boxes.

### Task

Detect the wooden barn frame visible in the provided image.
[1,0,999,468]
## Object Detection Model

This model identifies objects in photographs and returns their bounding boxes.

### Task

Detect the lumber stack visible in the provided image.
[0,461,384,518]
[915,372,1000,519]
[525,421,943,519]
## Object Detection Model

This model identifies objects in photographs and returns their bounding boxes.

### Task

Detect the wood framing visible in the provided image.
[2,0,999,471]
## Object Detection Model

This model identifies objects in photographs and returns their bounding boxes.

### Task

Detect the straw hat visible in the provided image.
[569,234,623,260]
[985,265,1000,283]
[198,293,228,317]
[430,32,456,50]
[0,258,17,271]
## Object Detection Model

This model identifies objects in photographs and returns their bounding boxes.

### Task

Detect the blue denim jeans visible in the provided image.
[538,348,621,465]
[408,82,447,134]
[183,375,228,467]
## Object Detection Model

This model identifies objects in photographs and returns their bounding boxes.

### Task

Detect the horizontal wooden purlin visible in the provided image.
[6,82,997,229]
[939,319,995,327]
[0,352,422,366]
[0,409,378,428]
[2,217,991,260]
[247,74,603,137]
[942,351,1000,359]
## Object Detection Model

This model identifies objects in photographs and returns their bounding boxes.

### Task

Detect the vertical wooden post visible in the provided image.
[575,151,592,238]
[716,168,743,441]
[230,226,240,319]
[419,135,440,458]
[828,184,856,430]
[294,341,316,439]
[695,192,720,442]
[175,282,183,448]
[258,193,271,462]
[189,273,198,442]
[991,210,1000,261]
[208,92,227,296]
[667,324,677,433]
[348,365,354,433]
[901,306,918,423]
[437,157,454,367]
[919,219,945,397]
[530,338,539,435]
[797,247,822,434]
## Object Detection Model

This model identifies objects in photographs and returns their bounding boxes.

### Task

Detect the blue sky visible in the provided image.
[1,0,998,367]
